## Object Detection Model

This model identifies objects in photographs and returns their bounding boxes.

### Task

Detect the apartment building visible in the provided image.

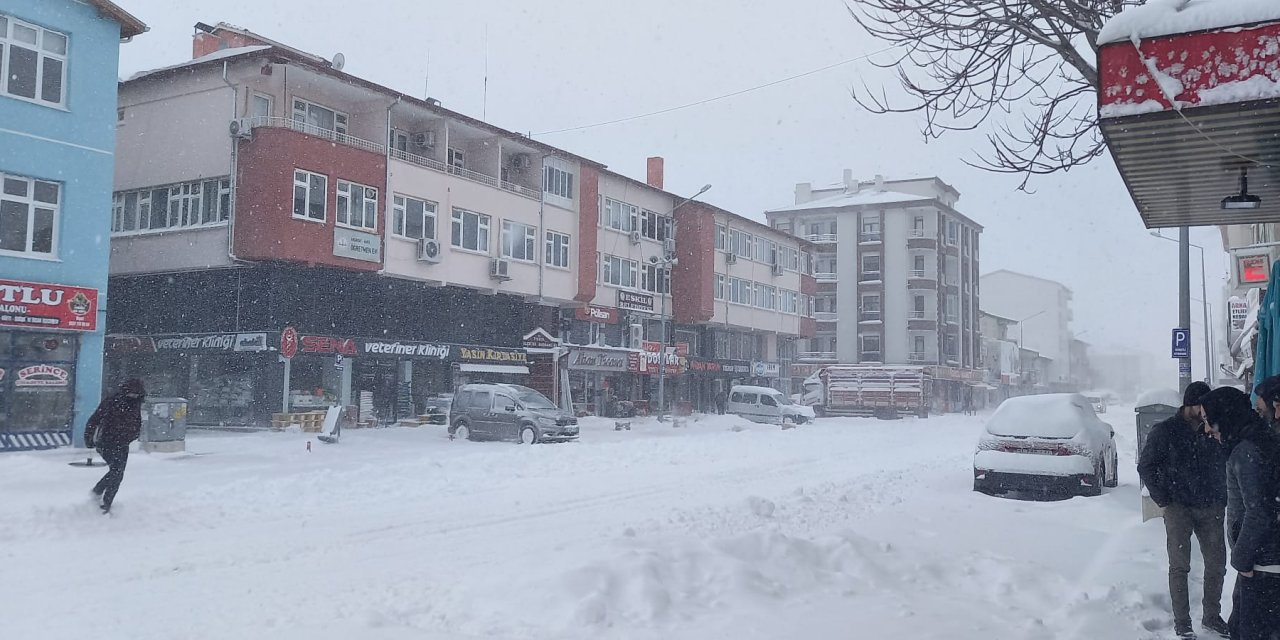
[765,172,984,401]
[979,270,1075,389]
[0,1,145,451]
[102,23,814,426]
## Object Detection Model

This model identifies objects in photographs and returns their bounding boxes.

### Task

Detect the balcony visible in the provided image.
[814,311,838,322]
[908,352,930,363]
[815,271,838,283]
[252,116,385,154]
[858,271,882,283]
[859,352,883,363]
[909,310,928,320]
[911,229,927,238]
[910,269,935,280]
[858,233,882,244]
[798,351,837,362]
[859,311,882,323]
[806,233,838,244]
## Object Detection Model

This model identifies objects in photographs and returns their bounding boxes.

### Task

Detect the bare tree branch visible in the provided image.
[847,0,1141,190]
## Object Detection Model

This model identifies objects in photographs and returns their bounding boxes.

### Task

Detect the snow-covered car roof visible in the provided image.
[986,394,1099,439]
[1098,0,1280,45]
[730,385,786,396]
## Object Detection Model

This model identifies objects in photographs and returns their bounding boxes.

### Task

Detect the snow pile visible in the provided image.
[1099,0,1280,45]
[1198,73,1280,103]
[1136,388,1183,408]
[127,45,272,82]
[1099,99,1166,118]
[984,393,1092,438]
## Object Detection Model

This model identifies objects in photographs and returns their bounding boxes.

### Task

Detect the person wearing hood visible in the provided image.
[1253,375,1280,434]
[1198,386,1280,640]
[84,379,146,514]
[1138,381,1229,638]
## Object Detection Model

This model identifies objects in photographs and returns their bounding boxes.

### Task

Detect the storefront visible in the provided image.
[684,358,751,412]
[928,366,984,413]
[0,279,100,449]
[564,346,634,416]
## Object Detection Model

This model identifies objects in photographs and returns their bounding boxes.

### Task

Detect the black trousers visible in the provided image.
[92,441,130,509]
[1229,571,1280,640]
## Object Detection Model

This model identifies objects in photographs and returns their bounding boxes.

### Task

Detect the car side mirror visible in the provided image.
[506,405,517,412]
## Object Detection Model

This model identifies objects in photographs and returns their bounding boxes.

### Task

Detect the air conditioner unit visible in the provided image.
[489,258,512,281]
[629,323,644,347]
[511,154,532,170]
[413,131,437,147]
[229,118,253,139]
[772,262,785,276]
[416,238,442,263]
[725,251,737,265]
[629,230,642,245]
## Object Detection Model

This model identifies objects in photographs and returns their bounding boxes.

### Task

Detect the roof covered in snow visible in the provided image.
[766,188,928,214]
[126,45,271,81]
[1098,0,1280,45]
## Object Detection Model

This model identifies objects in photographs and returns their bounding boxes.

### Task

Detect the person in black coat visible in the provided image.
[1137,381,1229,638]
[84,379,145,514]
[1199,386,1280,640]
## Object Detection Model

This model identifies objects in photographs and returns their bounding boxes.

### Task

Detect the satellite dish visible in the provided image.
[332,52,346,71]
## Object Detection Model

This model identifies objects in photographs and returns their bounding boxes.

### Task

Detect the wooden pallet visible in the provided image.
[271,411,327,432]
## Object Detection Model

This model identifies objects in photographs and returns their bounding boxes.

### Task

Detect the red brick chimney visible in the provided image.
[646,156,664,189]
[192,25,266,59]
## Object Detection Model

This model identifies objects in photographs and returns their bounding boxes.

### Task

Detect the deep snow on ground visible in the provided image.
[0,409,1232,639]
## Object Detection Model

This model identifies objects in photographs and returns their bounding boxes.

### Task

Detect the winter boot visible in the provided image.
[1201,615,1229,638]
[1174,620,1196,639]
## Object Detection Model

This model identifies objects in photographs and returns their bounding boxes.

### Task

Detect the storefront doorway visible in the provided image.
[0,332,79,433]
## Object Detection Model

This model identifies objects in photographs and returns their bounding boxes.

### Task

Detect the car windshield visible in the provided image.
[512,387,556,410]
[773,393,793,405]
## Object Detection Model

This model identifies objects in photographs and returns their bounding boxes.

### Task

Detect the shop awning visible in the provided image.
[458,363,529,375]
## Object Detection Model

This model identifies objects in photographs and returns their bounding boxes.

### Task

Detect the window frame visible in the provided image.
[0,15,69,108]
[640,209,672,242]
[600,254,639,289]
[290,97,348,135]
[292,169,327,223]
[543,165,575,201]
[450,207,491,254]
[0,172,60,258]
[641,263,671,294]
[335,180,378,231]
[111,178,230,235]
[391,194,437,241]
[544,230,570,269]
[500,220,538,262]
[601,197,639,233]
[251,92,273,119]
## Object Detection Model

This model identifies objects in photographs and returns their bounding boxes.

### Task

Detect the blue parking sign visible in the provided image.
[1171,328,1191,359]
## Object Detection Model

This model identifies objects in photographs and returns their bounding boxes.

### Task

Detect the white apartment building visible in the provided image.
[766,173,984,374]
[979,270,1075,388]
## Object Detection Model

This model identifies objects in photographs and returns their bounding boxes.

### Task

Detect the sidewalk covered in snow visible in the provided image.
[1097,0,1280,228]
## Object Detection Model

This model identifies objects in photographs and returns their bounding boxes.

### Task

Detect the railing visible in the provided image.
[392,148,448,172]
[911,229,927,238]
[798,351,837,362]
[252,116,386,155]
[815,271,838,283]
[806,233,838,243]
[859,233,882,243]
[908,352,930,362]
[859,312,882,322]
[859,352,883,362]
[945,314,960,324]
[909,310,927,320]
[501,180,541,199]
[859,271,881,282]
[910,269,931,279]
[814,311,838,322]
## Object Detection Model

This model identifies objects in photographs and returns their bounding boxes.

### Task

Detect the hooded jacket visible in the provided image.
[1200,387,1280,572]
[1137,411,1226,508]
[85,379,146,447]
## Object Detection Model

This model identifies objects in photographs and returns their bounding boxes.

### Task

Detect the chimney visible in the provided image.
[795,182,812,204]
[646,157,664,189]
[843,169,854,191]
[874,174,885,190]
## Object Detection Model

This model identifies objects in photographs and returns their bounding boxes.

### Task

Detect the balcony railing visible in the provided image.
[859,271,882,282]
[806,233,838,243]
[945,314,960,325]
[859,352,883,362]
[815,271,838,283]
[252,116,386,154]
[911,229,927,238]
[814,311,838,322]
[909,310,928,320]
[910,269,932,279]
[859,233,882,243]
[859,311,882,322]
[798,351,837,362]
[908,352,930,362]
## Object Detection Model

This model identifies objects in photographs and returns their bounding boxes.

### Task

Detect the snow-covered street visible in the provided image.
[0,410,1224,639]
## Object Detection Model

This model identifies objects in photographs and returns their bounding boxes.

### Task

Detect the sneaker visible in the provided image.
[1175,621,1196,639]
[99,504,111,515]
[1201,615,1229,638]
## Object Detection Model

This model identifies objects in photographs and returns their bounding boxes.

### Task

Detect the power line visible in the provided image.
[532,45,899,137]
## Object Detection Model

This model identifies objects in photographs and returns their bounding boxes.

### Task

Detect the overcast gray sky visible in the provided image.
[116,0,1230,383]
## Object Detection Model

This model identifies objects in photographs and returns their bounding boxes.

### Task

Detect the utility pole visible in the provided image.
[1179,227,1192,392]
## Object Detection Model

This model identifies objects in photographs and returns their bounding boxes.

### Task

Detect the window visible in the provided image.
[861,333,882,354]
[861,254,881,277]
[761,395,778,407]
[292,170,327,222]
[544,165,574,200]
[715,274,726,300]
[728,278,753,305]
[448,147,465,170]
[782,246,800,271]
[112,178,230,234]
[640,209,672,241]
[1,16,67,106]
[501,221,537,261]
[336,181,377,230]
[755,284,777,310]
[860,215,881,241]
[945,256,960,286]
[642,264,671,294]
[601,197,639,232]
[451,208,491,253]
[545,231,570,268]
[779,290,799,314]
[601,254,639,288]
[861,295,881,314]
[946,294,960,323]
[914,335,927,355]
[0,173,58,256]
[801,251,812,275]
[913,295,926,318]
[946,220,960,245]
[716,224,727,250]
[730,229,753,259]
[913,254,926,276]
[251,93,272,119]
[291,98,347,134]
[755,238,774,263]
[391,194,436,240]
[945,334,959,359]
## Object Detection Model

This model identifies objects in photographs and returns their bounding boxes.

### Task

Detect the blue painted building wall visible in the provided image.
[0,0,133,447]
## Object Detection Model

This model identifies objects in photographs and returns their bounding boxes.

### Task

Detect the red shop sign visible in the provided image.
[0,279,99,332]
[575,305,619,324]
[280,327,299,360]
[301,335,358,356]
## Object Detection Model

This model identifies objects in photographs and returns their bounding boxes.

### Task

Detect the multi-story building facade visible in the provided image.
[979,270,1076,390]
[103,23,813,426]
[0,1,145,451]
[765,173,984,405]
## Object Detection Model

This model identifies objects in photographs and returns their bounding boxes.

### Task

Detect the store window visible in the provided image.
[288,356,343,411]
[189,355,257,425]
[0,332,79,432]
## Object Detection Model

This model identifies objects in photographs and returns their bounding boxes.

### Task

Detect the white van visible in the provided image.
[726,385,815,426]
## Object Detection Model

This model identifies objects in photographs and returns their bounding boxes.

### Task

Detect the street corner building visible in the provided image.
[0,0,145,451]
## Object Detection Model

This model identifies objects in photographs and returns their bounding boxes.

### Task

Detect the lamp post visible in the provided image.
[1152,231,1213,385]
[1016,309,1049,349]
[655,183,712,423]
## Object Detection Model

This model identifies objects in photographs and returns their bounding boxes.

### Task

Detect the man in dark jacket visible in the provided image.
[84,379,145,514]
[1199,386,1280,640]
[1138,381,1229,638]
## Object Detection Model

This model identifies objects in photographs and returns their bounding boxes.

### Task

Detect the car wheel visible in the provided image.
[1083,463,1104,497]
[973,478,994,496]
[814,405,826,418]
[452,423,471,441]
[781,416,796,430]
[518,425,539,445]
[1104,449,1119,488]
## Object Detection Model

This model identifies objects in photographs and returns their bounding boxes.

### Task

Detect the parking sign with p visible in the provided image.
[1171,328,1191,359]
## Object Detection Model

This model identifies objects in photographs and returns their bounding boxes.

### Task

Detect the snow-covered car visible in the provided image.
[726,385,815,426]
[449,384,578,444]
[973,393,1118,497]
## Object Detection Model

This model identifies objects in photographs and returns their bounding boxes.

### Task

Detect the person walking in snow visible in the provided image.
[1137,381,1230,639]
[714,390,727,415]
[84,379,146,514]
[1198,386,1280,640]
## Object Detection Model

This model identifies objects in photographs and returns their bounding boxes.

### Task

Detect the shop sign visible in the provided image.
[723,362,752,374]
[107,336,158,353]
[234,333,269,352]
[930,366,982,382]
[631,350,683,375]
[458,346,528,365]
[617,290,655,314]
[752,361,781,378]
[1239,255,1270,284]
[1229,297,1249,332]
[281,327,299,359]
[0,279,99,332]
[333,227,382,263]
[688,359,723,373]
[788,363,823,379]
[576,305,618,324]
[522,328,559,351]
[14,364,70,387]
[301,335,358,356]
[361,340,451,359]
[568,347,630,372]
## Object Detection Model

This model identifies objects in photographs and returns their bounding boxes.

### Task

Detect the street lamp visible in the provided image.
[654,183,712,423]
[1016,309,1048,349]
[1152,231,1214,383]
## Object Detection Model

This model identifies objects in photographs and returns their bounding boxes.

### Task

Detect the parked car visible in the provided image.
[726,385,815,426]
[1081,392,1107,414]
[449,384,578,444]
[972,393,1118,497]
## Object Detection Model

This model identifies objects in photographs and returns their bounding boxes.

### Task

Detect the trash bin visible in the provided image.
[1135,388,1182,521]
[141,397,188,453]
